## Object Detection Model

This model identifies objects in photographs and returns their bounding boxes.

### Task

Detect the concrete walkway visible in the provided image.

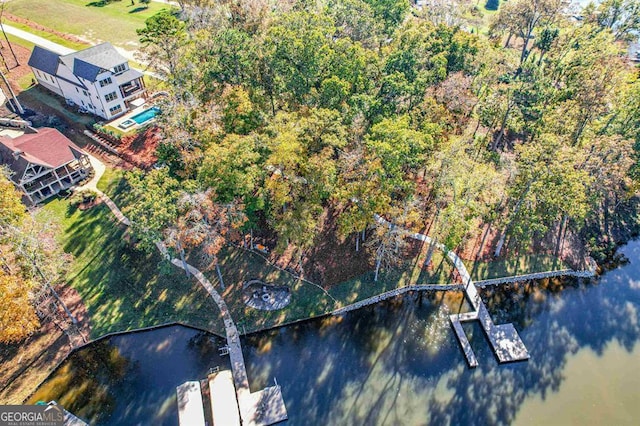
[2,24,74,55]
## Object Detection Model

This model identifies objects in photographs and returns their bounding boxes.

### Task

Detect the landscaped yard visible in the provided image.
[209,247,338,334]
[5,0,172,48]
[57,167,572,337]
[37,189,224,339]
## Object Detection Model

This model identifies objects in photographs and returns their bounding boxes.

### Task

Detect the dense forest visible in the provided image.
[2,0,640,344]
[125,0,640,281]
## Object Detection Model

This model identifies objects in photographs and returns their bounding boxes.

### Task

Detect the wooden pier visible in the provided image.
[449,277,529,366]
[176,381,207,426]
[449,316,478,368]
[173,261,287,426]
[208,370,241,426]
[374,215,530,367]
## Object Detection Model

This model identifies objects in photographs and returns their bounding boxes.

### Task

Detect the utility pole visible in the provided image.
[0,3,18,67]
[0,68,23,114]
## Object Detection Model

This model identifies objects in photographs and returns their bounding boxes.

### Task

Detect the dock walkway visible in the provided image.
[375,215,530,367]
[91,166,286,426]
[172,259,287,426]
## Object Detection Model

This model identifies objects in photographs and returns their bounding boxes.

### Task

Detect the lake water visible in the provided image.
[28,241,640,425]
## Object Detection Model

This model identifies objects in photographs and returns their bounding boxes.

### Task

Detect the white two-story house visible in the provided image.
[28,43,146,120]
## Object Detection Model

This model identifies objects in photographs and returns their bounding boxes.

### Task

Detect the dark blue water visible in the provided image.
[29,241,640,425]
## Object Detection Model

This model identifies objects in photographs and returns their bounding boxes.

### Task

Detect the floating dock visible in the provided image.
[478,305,529,363]
[449,280,529,366]
[208,371,241,426]
[176,381,206,426]
[450,316,478,368]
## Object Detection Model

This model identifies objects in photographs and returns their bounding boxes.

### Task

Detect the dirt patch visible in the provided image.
[0,40,33,92]
[119,127,159,168]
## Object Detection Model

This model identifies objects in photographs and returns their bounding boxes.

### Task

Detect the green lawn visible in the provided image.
[37,193,224,339]
[205,247,338,334]
[470,254,570,281]
[5,0,173,48]
[43,167,569,337]
[329,248,455,304]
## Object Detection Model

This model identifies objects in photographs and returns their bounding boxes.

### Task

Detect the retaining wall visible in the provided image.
[332,284,463,315]
[474,268,596,288]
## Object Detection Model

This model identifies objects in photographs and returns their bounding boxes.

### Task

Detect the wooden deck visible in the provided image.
[478,305,529,363]
[449,281,530,366]
[375,214,530,367]
[176,381,206,426]
[449,317,478,368]
[208,371,241,426]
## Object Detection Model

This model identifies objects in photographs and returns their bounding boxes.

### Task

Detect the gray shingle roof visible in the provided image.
[114,68,143,85]
[27,46,60,75]
[60,42,128,82]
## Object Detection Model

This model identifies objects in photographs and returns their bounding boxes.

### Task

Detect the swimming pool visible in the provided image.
[131,106,160,125]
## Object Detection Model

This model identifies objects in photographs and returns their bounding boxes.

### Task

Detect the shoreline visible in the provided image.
[18,264,596,404]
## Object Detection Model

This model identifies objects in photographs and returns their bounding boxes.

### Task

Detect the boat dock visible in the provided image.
[374,214,530,367]
[449,316,478,367]
[208,370,241,426]
[449,264,529,366]
[173,261,288,426]
[176,381,207,426]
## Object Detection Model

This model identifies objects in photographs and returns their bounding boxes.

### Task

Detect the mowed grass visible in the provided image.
[205,246,338,334]
[470,254,570,281]
[5,0,172,48]
[56,168,570,337]
[37,190,224,339]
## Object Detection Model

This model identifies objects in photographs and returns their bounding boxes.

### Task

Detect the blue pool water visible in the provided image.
[131,106,160,124]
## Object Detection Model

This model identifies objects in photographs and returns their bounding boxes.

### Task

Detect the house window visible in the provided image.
[76,87,79,93]
[99,77,112,87]
[104,92,118,102]
[109,105,122,115]
[113,64,126,74]
[82,90,88,96]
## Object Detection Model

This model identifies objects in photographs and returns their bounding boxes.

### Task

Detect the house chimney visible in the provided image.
[12,149,23,159]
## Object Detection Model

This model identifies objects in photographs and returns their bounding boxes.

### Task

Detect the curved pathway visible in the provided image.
[91,167,286,425]
[373,214,529,366]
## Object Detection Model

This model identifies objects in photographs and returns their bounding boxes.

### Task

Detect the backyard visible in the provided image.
[37,188,223,339]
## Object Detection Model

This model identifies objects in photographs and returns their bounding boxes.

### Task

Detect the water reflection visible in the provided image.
[242,241,640,425]
[29,327,228,425]
[29,242,640,425]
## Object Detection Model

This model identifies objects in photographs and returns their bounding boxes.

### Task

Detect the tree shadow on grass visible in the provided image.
[129,6,149,13]
[86,0,112,7]
[59,202,223,338]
